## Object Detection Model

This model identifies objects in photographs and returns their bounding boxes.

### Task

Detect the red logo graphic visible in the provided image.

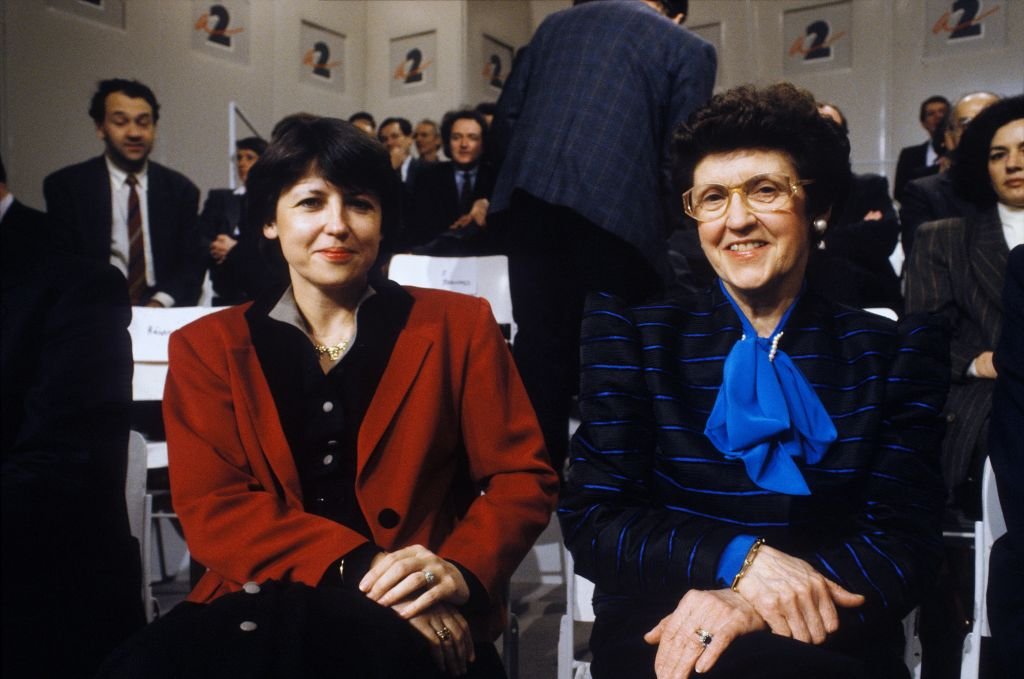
[788,30,846,58]
[303,50,340,70]
[932,5,999,35]
[194,13,243,38]
[394,60,432,82]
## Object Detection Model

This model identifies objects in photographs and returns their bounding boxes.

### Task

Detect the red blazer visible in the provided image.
[164,286,558,639]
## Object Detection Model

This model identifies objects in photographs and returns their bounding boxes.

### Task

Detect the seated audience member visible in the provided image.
[201,135,268,305]
[378,116,421,186]
[900,92,1000,258]
[44,78,203,307]
[98,117,557,678]
[2,156,145,677]
[811,102,902,311]
[905,95,1023,515]
[894,95,949,202]
[348,111,377,137]
[988,244,1024,679]
[560,84,948,679]
[414,118,443,163]
[407,109,499,255]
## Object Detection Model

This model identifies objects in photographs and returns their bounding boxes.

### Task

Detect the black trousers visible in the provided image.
[589,606,909,679]
[501,196,661,474]
[98,581,506,679]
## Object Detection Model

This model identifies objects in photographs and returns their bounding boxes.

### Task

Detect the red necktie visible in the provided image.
[126,174,147,304]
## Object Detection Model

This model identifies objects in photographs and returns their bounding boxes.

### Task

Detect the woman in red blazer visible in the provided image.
[100,117,557,679]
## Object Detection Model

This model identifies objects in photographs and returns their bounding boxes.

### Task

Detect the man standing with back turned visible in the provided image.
[44,78,202,307]
[490,0,716,474]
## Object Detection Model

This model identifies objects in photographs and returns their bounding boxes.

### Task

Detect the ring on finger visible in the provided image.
[435,625,453,642]
[694,627,713,647]
[423,569,437,586]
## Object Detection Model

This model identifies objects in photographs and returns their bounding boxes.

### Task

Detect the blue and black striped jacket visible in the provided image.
[559,285,949,630]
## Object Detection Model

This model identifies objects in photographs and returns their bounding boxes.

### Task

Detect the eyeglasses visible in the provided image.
[682,173,814,222]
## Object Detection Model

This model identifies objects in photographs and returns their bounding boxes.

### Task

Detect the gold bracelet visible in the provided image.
[730,537,766,592]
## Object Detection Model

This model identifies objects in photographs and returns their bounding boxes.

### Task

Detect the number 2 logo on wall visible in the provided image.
[303,41,341,80]
[932,0,1001,40]
[194,3,243,49]
[788,19,847,61]
[394,48,432,85]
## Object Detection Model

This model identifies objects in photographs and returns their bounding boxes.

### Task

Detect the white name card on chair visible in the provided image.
[130,306,219,400]
[390,254,480,296]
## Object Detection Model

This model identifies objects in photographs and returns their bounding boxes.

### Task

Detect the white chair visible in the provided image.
[129,306,218,585]
[960,458,1007,679]
[126,430,156,622]
[558,547,595,679]
[388,254,516,342]
[864,307,899,321]
[558,546,923,679]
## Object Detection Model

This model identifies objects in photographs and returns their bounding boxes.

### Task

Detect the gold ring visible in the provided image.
[695,627,713,647]
[435,626,453,642]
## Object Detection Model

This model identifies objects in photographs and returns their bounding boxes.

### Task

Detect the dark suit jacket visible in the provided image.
[200,188,250,305]
[991,244,1023,538]
[1,225,144,676]
[406,161,497,253]
[559,287,948,641]
[987,245,1024,673]
[898,171,976,258]
[0,197,50,233]
[894,140,940,203]
[905,207,1008,488]
[43,155,203,306]
[164,287,558,640]
[490,0,716,275]
[808,173,902,310]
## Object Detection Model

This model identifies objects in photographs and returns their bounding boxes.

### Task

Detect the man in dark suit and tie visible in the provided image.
[893,95,949,202]
[489,0,716,472]
[407,109,497,255]
[44,78,202,307]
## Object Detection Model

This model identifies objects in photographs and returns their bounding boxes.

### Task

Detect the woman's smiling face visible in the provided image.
[263,169,382,296]
[693,149,813,307]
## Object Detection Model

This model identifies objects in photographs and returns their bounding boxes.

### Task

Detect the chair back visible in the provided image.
[389,255,516,341]
[129,306,219,400]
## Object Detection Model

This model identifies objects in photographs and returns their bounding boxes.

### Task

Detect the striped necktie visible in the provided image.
[126,174,147,304]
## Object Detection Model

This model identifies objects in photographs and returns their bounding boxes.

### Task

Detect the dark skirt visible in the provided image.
[589,605,910,679]
[98,580,505,678]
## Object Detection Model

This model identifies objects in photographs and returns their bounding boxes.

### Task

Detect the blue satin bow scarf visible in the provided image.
[704,282,837,495]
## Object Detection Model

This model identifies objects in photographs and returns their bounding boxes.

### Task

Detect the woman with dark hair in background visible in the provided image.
[100,117,557,678]
[560,83,948,679]
[905,95,1024,516]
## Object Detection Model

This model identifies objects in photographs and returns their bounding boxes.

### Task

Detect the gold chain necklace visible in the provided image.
[314,338,350,360]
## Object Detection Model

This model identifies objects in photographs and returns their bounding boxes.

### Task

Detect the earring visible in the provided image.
[813,218,828,235]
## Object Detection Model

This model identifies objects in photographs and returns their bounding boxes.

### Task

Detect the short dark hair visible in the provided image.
[236,136,268,156]
[573,0,688,18]
[0,152,6,185]
[951,95,1024,208]
[246,116,401,261]
[272,113,319,140]
[348,111,376,128]
[474,102,497,117]
[817,101,849,136]
[89,79,160,125]
[919,95,950,123]
[440,109,489,160]
[673,83,851,231]
[378,117,412,137]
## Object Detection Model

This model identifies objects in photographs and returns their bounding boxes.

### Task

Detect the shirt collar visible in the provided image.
[997,202,1024,250]
[267,285,377,344]
[105,155,149,189]
[0,193,14,223]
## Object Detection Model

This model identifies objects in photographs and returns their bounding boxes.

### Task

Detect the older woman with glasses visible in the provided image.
[559,83,950,679]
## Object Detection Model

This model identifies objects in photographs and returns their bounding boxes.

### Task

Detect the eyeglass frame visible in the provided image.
[681,173,815,222]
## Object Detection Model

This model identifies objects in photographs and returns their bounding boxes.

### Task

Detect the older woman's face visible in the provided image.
[988,118,1024,208]
[693,149,812,305]
[263,171,381,294]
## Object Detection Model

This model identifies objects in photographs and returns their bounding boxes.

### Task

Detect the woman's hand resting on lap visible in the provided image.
[359,545,470,618]
[733,545,864,644]
[644,588,766,678]
[406,602,475,676]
